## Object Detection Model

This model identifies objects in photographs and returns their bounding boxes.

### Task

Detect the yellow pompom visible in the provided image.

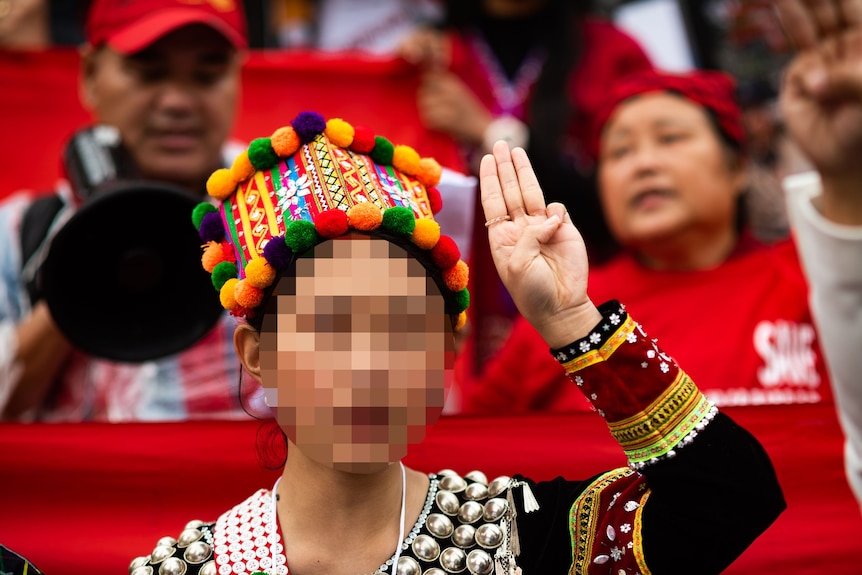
[207,168,238,201]
[325,118,355,148]
[201,241,225,273]
[244,256,276,288]
[271,126,301,157]
[455,311,468,331]
[443,260,469,292]
[411,219,440,250]
[347,202,384,231]
[392,145,422,176]
[219,278,240,309]
[416,157,442,188]
[230,151,256,182]
[235,280,264,308]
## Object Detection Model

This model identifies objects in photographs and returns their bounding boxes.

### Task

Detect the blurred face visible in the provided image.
[597,92,745,250]
[81,25,241,192]
[258,236,454,474]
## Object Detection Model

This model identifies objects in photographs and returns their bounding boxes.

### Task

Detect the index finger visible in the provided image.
[775,0,821,48]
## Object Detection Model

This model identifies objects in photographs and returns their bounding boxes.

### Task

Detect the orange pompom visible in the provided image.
[416,157,442,188]
[325,118,355,148]
[271,126,301,157]
[347,202,383,231]
[207,168,238,201]
[443,260,469,292]
[411,218,440,250]
[202,241,225,272]
[244,257,276,288]
[235,280,264,308]
[230,151,256,182]
[455,311,468,331]
[219,278,240,309]
[392,145,422,176]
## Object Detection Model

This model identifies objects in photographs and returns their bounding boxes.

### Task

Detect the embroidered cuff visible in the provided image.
[549,300,717,469]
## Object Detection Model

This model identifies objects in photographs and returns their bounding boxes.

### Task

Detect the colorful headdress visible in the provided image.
[192,111,470,330]
[590,69,745,158]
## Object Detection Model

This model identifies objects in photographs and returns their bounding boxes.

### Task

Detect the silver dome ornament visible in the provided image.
[423,569,447,575]
[158,557,188,575]
[129,556,150,572]
[156,537,177,548]
[130,567,153,575]
[412,534,441,562]
[464,471,488,486]
[436,491,461,516]
[457,501,483,524]
[466,549,493,575]
[475,524,503,550]
[437,469,458,477]
[199,561,217,575]
[396,556,422,575]
[439,474,468,494]
[464,483,488,502]
[482,498,508,522]
[150,545,174,564]
[487,477,511,498]
[451,525,476,549]
[184,520,205,530]
[177,528,202,547]
[439,547,467,573]
[426,513,454,538]
[183,541,212,564]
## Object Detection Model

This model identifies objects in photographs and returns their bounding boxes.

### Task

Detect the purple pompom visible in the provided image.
[199,212,225,242]
[263,235,293,269]
[291,111,326,143]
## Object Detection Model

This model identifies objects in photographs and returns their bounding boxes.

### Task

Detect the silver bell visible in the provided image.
[158,557,188,575]
[184,520,205,530]
[439,474,468,494]
[436,491,460,516]
[457,501,483,524]
[452,525,476,549]
[129,556,150,572]
[156,537,177,548]
[426,513,454,538]
[466,549,493,575]
[464,483,488,502]
[423,569,447,575]
[439,547,467,573]
[487,476,511,498]
[149,546,173,564]
[183,541,212,564]
[130,567,153,575]
[475,524,503,550]
[464,471,488,486]
[177,528,202,547]
[412,534,441,562]
[483,498,509,522]
[199,561,217,575]
[396,556,422,575]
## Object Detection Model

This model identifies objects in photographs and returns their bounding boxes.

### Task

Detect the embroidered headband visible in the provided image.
[192,111,470,330]
[590,69,746,159]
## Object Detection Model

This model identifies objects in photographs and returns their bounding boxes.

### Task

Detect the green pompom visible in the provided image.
[192,202,218,229]
[369,136,395,165]
[211,261,238,291]
[453,288,470,313]
[381,206,416,236]
[247,138,280,170]
[283,220,319,253]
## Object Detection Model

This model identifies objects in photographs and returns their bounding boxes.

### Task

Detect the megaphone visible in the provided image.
[37,126,223,362]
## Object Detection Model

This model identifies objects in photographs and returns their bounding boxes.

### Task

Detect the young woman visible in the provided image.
[127,112,783,575]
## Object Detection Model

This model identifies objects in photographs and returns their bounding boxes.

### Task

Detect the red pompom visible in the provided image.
[350,126,376,154]
[431,235,460,269]
[426,187,443,214]
[315,209,350,238]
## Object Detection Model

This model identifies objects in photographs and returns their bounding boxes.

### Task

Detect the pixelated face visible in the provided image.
[258,235,455,473]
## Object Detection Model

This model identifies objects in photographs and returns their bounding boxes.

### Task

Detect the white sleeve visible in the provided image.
[0,194,30,413]
[785,172,862,508]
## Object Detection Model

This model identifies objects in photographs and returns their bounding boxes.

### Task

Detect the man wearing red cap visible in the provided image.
[0,0,263,421]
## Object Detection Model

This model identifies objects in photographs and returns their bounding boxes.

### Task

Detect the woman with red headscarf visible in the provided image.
[457,65,836,414]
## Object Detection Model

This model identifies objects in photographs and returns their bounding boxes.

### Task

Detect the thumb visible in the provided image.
[507,215,561,274]
[818,65,862,102]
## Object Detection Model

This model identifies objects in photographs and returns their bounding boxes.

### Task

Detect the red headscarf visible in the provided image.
[590,69,746,159]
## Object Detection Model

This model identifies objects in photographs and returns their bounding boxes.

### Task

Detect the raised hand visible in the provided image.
[479,141,601,348]
[777,0,862,223]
